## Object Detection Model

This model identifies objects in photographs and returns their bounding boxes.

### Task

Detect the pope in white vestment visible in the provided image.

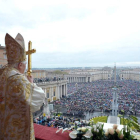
[0,33,45,140]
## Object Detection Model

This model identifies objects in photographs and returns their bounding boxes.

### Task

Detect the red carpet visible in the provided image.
[34,123,71,140]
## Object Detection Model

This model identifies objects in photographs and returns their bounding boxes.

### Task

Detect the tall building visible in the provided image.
[0,45,7,67]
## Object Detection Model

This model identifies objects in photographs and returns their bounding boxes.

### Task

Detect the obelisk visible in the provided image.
[112,63,118,116]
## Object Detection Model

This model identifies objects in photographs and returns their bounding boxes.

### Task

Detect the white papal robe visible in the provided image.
[0,66,45,140]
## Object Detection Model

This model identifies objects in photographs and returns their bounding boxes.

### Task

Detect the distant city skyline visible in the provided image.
[1,0,140,68]
[32,65,140,69]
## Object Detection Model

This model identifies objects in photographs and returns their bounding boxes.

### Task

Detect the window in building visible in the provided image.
[47,93,49,98]
[54,91,55,96]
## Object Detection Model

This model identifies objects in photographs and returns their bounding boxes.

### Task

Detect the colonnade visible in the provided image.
[37,80,67,102]
[65,73,111,83]
[66,76,90,83]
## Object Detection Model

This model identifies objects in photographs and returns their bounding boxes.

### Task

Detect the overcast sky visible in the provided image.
[0,0,140,68]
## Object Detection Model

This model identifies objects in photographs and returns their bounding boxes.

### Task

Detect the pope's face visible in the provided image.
[22,63,26,74]
[18,62,27,74]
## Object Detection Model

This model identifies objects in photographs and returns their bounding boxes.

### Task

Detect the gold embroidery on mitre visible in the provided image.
[5,33,26,64]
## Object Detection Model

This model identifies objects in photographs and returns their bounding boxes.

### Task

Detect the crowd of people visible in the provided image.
[54,80,140,116]
[33,115,89,129]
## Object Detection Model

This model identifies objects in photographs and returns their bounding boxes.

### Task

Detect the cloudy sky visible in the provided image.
[0,0,140,68]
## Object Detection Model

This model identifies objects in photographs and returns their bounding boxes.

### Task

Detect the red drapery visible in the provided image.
[34,123,71,140]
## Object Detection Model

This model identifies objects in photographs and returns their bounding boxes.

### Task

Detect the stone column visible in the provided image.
[59,86,61,98]
[49,88,51,102]
[90,77,92,82]
[50,87,53,102]
[61,85,63,97]
[57,85,60,99]
[50,87,52,102]
[61,85,63,98]
[64,84,66,96]
[60,85,62,98]
[86,77,88,82]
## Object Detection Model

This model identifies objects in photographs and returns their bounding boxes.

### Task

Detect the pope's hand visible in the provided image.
[27,75,33,83]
